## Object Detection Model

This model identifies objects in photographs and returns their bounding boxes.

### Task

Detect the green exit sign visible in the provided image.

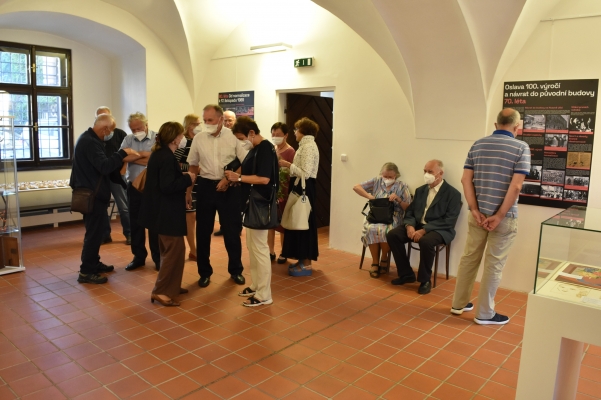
[294,58,313,68]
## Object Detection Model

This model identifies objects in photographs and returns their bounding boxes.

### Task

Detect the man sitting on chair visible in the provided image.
[386,160,462,294]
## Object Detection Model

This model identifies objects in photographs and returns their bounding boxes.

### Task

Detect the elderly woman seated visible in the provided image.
[353,162,411,278]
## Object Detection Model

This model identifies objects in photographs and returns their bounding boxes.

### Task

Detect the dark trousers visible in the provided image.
[127,183,160,265]
[387,225,445,283]
[196,178,243,278]
[80,198,108,274]
[154,235,186,299]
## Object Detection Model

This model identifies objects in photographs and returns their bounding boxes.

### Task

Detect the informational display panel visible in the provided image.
[218,91,254,119]
[503,79,598,208]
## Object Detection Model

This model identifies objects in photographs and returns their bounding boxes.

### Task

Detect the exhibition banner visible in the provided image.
[503,79,598,208]
[218,91,254,119]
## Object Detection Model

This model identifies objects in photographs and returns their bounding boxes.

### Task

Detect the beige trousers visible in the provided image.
[246,228,272,302]
[452,213,518,319]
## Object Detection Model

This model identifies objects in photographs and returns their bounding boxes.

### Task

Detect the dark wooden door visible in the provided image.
[285,94,333,228]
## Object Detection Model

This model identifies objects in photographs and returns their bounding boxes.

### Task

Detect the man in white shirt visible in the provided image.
[187,104,247,287]
[386,160,462,294]
[213,109,238,237]
[120,112,161,272]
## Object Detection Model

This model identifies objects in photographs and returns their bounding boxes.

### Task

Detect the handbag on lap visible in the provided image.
[361,198,394,225]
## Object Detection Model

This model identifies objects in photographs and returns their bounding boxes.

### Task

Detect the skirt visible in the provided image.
[281,177,319,261]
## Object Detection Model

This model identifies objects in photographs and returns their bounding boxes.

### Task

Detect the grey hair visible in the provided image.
[431,159,444,172]
[96,106,111,116]
[380,162,401,179]
[497,108,521,127]
[128,112,148,125]
[94,113,115,127]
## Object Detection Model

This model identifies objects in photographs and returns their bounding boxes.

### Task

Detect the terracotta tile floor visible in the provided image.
[0,221,599,399]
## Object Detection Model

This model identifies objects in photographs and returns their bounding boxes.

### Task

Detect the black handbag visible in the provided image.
[362,198,395,224]
[70,177,103,214]
[243,145,278,230]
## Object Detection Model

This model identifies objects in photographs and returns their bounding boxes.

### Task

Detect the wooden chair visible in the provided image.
[359,245,392,274]
[407,242,451,288]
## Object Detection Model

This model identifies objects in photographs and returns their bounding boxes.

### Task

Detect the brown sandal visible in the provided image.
[151,294,180,307]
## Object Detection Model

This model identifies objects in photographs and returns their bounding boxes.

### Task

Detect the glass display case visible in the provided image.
[535,206,601,308]
[0,116,25,275]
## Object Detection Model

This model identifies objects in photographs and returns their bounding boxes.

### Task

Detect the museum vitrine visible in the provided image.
[0,115,25,275]
[535,206,601,307]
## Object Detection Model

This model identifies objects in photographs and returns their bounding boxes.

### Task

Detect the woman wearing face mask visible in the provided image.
[175,114,201,261]
[277,117,320,276]
[268,122,295,264]
[353,163,412,278]
[139,122,196,306]
[225,117,279,306]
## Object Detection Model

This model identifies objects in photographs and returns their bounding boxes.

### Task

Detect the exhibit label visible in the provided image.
[503,79,598,208]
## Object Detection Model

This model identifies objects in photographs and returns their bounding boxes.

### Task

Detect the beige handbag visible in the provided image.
[281,175,311,230]
[132,168,147,192]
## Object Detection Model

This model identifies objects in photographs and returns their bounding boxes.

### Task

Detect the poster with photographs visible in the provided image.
[218,91,255,119]
[503,79,598,208]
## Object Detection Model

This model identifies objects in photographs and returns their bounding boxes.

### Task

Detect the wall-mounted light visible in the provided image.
[250,43,292,53]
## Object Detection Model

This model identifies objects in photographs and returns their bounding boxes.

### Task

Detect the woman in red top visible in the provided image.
[268,122,295,264]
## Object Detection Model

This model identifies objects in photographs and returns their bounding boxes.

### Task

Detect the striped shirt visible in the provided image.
[464,130,530,218]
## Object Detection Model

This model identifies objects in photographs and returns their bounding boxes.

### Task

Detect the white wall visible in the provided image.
[111,49,147,130]
[0,29,112,190]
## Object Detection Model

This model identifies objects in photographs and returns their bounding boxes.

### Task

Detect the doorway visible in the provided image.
[285,92,333,228]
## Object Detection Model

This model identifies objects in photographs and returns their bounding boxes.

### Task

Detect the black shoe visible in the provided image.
[125,260,145,271]
[391,275,416,285]
[231,274,245,285]
[96,262,114,273]
[125,236,132,245]
[77,273,108,284]
[418,281,432,295]
[277,255,287,264]
[101,236,112,245]
[213,229,223,236]
[451,302,474,315]
[474,313,510,325]
[198,277,210,287]
[153,259,161,271]
[270,253,276,262]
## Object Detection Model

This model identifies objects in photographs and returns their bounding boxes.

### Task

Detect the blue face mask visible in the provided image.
[104,131,114,141]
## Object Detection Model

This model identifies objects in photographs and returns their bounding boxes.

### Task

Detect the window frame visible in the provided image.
[0,41,73,170]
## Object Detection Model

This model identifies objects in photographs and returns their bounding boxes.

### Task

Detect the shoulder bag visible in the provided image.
[243,146,279,230]
[70,177,103,214]
[281,174,312,231]
[362,198,394,225]
[132,168,147,192]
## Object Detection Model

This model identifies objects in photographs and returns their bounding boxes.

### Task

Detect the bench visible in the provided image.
[20,200,116,228]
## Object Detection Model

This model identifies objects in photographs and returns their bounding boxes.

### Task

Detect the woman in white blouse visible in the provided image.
[278,118,320,276]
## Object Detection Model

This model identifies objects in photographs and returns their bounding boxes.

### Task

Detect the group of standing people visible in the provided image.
[71,104,321,308]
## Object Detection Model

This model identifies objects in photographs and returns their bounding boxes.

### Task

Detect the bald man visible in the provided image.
[70,114,139,284]
[386,160,462,295]
[451,108,530,325]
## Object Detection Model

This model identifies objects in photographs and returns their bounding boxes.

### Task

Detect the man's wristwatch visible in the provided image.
[238,175,242,182]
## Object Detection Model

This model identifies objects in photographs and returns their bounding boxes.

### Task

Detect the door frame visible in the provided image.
[275,86,336,125]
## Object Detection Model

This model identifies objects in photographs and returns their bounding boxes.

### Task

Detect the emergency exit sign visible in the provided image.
[294,58,313,68]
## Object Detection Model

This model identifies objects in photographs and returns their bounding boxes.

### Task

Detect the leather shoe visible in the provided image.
[125,260,145,271]
[418,281,432,295]
[213,229,223,236]
[231,274,245,285]
[198,277,210,287]
[391,275,416,285]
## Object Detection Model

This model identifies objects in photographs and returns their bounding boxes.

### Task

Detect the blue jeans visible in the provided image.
[104,177,131,238]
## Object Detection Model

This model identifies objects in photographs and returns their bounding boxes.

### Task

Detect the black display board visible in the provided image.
[218,91,254,119]
[503,79,598,208]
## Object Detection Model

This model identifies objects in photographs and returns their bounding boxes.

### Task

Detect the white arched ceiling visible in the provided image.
[0,11,143,57]
[101,0,194,95]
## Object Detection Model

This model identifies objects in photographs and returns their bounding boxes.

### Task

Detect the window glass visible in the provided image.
[0,47,30,85]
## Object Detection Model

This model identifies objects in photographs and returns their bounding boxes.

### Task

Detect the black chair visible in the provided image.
[407,242,451,288]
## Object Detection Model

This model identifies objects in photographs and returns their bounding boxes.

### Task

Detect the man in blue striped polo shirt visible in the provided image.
[451,108,531,325]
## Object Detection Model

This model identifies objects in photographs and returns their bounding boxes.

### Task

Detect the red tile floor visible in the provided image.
[0,221,599,399]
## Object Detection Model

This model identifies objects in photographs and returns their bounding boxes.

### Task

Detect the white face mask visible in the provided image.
[424,173,437,185]
[203,124,219,134]
[193,126,203,135]
[133,131,146,141]
[383,178,395,186]
[272,137,284,145]
[241,140,253,150]
[177,137,187,149]
[104,131,114,141]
